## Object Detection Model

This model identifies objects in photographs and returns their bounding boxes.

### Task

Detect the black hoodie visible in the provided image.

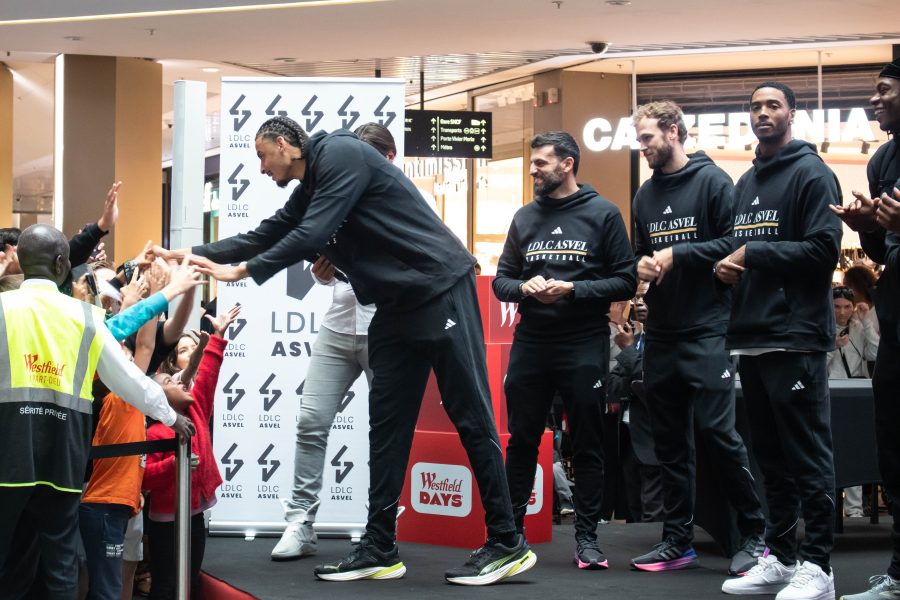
[859,137,900,345]
[194,130,475,312]
[493,183,636,343]
[632,151,734,341]
[726,140,842,352]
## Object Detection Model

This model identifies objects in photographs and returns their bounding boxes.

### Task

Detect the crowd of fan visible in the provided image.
[0,183,236,599]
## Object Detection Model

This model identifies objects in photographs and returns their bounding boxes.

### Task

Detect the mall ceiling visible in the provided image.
[1,0,899,99]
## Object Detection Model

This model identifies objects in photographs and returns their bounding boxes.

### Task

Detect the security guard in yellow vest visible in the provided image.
[0,224,194,599]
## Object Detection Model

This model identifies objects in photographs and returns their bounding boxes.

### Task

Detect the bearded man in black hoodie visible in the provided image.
[716,82,842,600]
[629,101,765,576]
[493,131,636,571]
[832,57,900,600]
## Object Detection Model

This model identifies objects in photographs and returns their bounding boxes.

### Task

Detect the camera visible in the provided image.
[587,41,610,54]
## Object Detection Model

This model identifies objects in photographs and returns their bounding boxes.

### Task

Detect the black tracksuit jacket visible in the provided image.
[493,183,636,343]
[194,130,474,313]
[726,140,842,352]
[859,137,900,346]
[632,151,733,341]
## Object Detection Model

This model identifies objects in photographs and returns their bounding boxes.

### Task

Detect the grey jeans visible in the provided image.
[287,325,372,521]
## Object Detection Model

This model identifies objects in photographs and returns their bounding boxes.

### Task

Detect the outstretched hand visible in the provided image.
[97,181,122,232]
[190,256,249,282]
[161,255,203,300]
[205,304,242,338]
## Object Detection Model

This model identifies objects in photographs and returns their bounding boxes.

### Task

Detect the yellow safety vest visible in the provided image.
[0,282,107,493]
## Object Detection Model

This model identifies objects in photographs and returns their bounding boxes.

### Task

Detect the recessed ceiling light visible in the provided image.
[202,67,220,73]
[63,35,82,41]
[273,57,297,63]
[606,0,631,5]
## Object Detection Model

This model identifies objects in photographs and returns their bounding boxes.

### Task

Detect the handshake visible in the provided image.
[150,245,249,283]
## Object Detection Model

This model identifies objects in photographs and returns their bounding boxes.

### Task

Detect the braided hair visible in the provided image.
[256,116,309,156]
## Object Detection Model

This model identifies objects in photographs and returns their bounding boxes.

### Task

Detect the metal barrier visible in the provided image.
[90,434,193,598]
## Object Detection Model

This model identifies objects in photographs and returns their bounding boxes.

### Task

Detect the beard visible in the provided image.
[276,178,291,188]
[533,164,566,197]
[646,141,674,170]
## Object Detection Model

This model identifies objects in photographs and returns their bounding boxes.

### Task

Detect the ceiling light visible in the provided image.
[63,35,82,41]
[202,67,220,73]
[273,57,297,63]
[606,0,631,5]
[0,0,387,26]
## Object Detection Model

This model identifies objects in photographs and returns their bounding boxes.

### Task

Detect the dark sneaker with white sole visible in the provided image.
[574,537,608,570]
[444,534,536,586]
[631,537,698,572]
[729,534,768,576]
[313,537,406,581]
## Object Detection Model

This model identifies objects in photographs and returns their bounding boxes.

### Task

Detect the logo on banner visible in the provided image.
[228,319,247,340]
[374,95,396,128]
[229,94,251,131]
[411,462,472,517]
[338,95,360,130]
[331,446,354,484]
[223,373,245,412]
[331,391,355,430]
[302,95,324,131]
[228,164,250,201]
[527,465,544,515]
[260,373,282,412]
[265,94,288,117]
[258,443,281,483]
[286,262,316,303]
[221,443,244,481]
[499,302,518,327]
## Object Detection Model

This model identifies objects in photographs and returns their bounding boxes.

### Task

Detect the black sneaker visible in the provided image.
[444,534,536,585]
[313,537,406,581]
[574,537,609,570]
[728,534,768,576]
[630,537,698,572]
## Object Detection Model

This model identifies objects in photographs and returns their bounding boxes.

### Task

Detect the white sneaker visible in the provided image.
[271,521,317,560]
[722,554,796,595]
[271,499,318,560]
[775,561,835,600]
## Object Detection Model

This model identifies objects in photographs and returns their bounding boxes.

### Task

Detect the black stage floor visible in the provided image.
[203,518,894,599]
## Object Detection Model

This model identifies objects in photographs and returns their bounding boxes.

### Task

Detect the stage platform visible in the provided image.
[202,518,894,599]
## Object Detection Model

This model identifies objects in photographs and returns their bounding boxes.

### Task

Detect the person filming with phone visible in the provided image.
[826,286,879,379]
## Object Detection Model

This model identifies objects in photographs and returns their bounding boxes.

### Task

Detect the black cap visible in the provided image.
[879,57,900,80]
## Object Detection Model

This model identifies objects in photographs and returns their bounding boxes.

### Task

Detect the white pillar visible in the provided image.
[170,80,207,319]
[170,80,207,250]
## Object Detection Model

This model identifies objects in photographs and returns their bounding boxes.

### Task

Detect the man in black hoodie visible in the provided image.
[629,101,765,575]
[173,116,535,586]
[716,83,842,600]
[493,131,636,570]
[832,57,900,600]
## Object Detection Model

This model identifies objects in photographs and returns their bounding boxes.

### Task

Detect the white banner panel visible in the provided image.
[210,77,406,538]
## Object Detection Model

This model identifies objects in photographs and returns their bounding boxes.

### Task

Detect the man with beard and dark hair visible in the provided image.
[159,116,535,586]
[493,130,636,570]
[715,82,842,600]
[629,101,765,575]
[832,56,900,600]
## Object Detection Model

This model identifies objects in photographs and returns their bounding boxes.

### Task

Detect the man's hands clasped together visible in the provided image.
[520,275,575,304]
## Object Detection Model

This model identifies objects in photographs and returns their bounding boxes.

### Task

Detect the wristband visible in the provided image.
[117,260,137,282]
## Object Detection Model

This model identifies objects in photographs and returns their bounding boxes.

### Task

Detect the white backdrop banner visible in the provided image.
[210,77,406,537]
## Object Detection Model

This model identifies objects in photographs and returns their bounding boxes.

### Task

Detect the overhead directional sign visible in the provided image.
[405,110,492,158]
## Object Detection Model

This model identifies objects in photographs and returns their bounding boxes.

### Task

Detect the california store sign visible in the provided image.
[582,108,876,152]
